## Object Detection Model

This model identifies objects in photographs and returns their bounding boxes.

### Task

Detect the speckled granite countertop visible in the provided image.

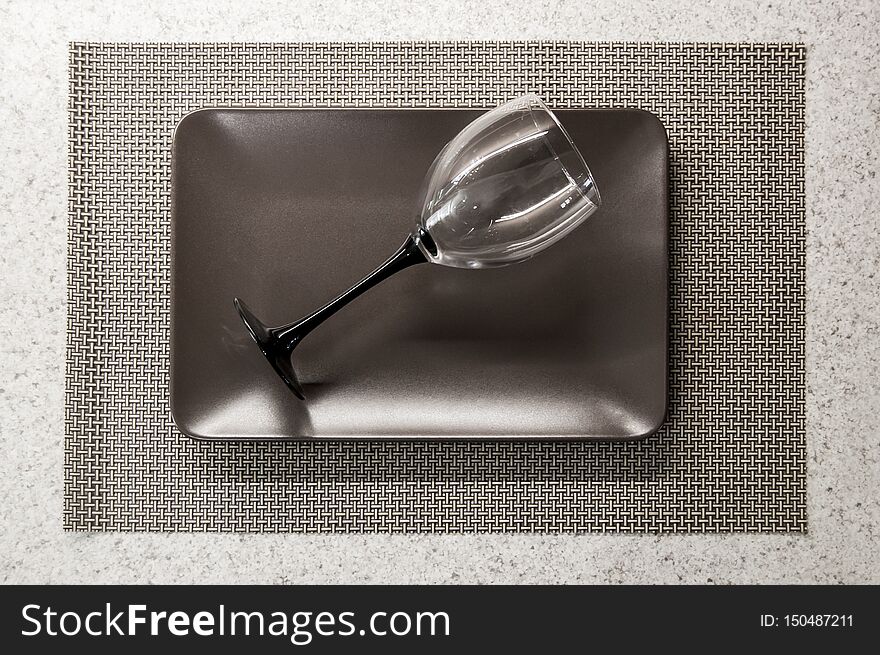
[1,0,877,583]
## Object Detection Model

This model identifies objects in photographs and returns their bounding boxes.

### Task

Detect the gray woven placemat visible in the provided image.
[66,42,805,533]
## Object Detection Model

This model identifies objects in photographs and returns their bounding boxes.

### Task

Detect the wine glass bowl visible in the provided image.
[416,94,601,268]
[235,94,602,399]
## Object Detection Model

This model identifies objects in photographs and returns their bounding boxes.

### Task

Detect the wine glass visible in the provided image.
[234,93,602,399]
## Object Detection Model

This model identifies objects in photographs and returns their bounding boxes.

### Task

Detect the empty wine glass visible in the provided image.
[235,93,602,399]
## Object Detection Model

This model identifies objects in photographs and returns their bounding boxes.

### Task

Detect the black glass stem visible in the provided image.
[234,230,431,399]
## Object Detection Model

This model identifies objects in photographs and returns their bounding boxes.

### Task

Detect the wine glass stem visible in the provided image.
[270,233,428,350]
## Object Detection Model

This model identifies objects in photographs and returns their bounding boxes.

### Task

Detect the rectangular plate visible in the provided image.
[171,108,668,439]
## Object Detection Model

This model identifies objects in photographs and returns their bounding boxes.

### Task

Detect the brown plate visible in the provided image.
[170,108,668,439]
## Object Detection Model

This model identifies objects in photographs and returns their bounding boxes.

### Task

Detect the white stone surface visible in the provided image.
[0,0,877,584]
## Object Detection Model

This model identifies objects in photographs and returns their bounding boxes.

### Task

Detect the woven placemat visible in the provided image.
[66,42,805,533]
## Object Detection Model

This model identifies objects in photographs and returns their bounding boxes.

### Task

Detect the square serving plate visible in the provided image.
[170,107,668,440]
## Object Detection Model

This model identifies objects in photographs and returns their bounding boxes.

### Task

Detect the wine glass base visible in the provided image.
[233,298,306,400]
